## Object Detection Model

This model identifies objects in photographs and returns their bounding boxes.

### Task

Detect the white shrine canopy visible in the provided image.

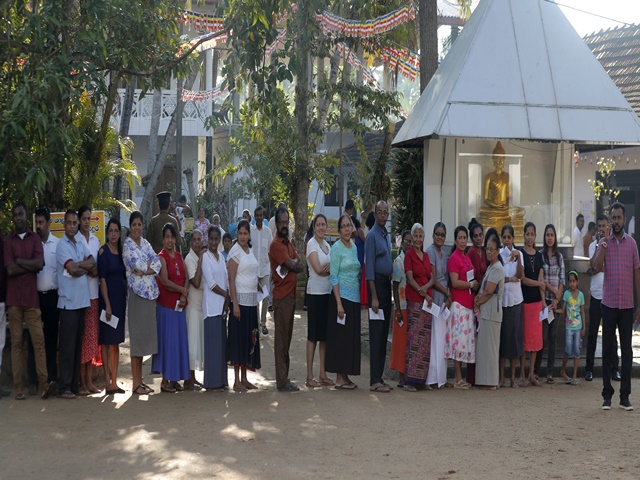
[393,0,640,147]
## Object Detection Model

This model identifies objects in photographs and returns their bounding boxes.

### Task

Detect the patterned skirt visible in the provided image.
[81,299,99,364]
[445,301,476,364]
[405,301,432,385]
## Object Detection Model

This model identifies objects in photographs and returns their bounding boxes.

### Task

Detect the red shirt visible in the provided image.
[448,248,475,309]
[156,249,187,310]
[3,230,43,308]
[467,246,488,285]
[269,236,300,299]
[404,248,433,303]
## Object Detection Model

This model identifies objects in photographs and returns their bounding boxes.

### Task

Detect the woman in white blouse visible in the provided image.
[227,220,261,392]
[201,226,230,391]
[184,230,204,390]
[305,214,334,388]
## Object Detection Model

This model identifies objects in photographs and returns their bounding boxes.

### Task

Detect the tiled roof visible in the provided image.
[584,24,640,117]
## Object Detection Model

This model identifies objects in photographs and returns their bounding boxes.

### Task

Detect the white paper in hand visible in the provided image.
[422,300,440,317]
[441,307,451,320]
[539,306,548,322]
[63,269,72,278]
[548,308,555,323]
[256,286,269,303]
[466,270,475,282]
[100,309,120,330]
[175,300,184,312]
[369,308,385,320]
[337,315,346,325]
[276,265,287,279]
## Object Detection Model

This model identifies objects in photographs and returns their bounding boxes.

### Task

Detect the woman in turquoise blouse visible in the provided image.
[326,214,362,389]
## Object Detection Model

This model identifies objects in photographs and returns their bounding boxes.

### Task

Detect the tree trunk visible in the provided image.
[114,76,137,214]
[420,0,439,92]
[140,70,198,228]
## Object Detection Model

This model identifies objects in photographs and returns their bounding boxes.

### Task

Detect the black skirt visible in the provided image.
[325,295,361,375]
[307,293,331,342]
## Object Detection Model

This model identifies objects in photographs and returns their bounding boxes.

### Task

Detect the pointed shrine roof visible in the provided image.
[393,0,640,147]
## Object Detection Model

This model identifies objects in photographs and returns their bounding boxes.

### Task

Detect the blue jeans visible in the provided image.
[564,329,582,358]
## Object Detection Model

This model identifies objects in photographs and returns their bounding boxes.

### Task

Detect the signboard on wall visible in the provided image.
[41,211,106,245]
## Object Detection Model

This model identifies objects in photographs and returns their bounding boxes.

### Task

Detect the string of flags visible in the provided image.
[315,2,416,39]
[182,85,229,102]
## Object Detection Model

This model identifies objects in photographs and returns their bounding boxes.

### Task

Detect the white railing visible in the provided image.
[111,89,214,137]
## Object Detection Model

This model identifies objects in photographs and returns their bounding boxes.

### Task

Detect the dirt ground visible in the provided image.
[2,310,640,480]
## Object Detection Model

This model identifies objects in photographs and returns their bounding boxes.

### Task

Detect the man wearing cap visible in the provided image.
[147,191,181,254]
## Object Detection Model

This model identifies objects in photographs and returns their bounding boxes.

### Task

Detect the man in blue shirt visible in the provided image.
[365,200,394,393]
[56,210,95,399]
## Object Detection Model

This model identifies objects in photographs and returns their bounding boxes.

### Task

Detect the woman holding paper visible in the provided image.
[499,225,524,388]
[537,224,565,384]
[227,220,261,391]
[201,226,230,391]
[326,214,361,390]
[403,223,435,392]
[519,222,545,387]
[152,223,190,393]
[184,230,205,390]
[305,214,334,388]
[390,230,412,388]
[123,211,161,395]
[446,226,479,389]
[98,217,127,394]
[426,222,452,388]
[474,232,505,390]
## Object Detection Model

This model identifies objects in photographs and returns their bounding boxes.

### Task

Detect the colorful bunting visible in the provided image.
[316,2,416,39]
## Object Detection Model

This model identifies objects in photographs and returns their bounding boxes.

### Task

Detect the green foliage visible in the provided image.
[391,148,423,235]
[64,95,141,214]
[0,0,196,225]
[588,157,620,211]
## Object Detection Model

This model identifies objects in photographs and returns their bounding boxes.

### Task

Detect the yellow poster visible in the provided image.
[45,211,106,245]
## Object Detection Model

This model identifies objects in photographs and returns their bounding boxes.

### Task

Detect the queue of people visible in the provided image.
[1,198,638,412]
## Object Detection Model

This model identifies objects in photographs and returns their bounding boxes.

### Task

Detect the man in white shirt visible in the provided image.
[572,213,585,257]
[251,206,273,335]
[35,206,61,384]
[76,206,101,394]
[585,214,620,382]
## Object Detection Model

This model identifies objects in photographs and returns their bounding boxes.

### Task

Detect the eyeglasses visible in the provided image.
[434,232,446,238]
[485,247,498,252]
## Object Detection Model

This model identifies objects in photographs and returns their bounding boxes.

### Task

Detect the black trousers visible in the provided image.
[58,308,85,393]
[39,290,60,382]
[601,305,633,401]
[368,274,392,386]
[586,296,618,373]
[534,299,559,377]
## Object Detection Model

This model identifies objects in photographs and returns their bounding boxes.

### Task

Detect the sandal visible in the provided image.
[453,379,470,390]
[510,379,519,388]
[319,377,335,387]
[305,378,321,388]
[171,382,184,392]
[133,385,151,395]
[571,378,580,385]
[546,375,555,384]
[161,384,177,393]
[529,377,542,387]
[403,385,417,392]
[141,383,155,393]
[369,383,391,393]
[261,325,268,335]
[335,383,357,390]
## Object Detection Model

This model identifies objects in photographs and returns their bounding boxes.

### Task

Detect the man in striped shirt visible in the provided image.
[592,202,640,411]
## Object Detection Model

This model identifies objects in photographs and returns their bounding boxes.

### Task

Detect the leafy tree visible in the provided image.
[223,0,402,254]
[0,0,203,225]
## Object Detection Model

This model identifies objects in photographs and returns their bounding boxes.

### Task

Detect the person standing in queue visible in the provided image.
[591,202,640,411]
[147,191,181,254]
[365,200,394,393]
[269,207,304,392]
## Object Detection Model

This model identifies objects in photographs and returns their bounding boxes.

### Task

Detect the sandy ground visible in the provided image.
[2,310,640,480]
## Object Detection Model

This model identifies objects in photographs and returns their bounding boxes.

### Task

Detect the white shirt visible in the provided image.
[184,250,203,312]
[213,226,226,252]
[76,231,100,299]
[306,237,331,294]
[201,250,228,317]
[588,240,604,300]
[573,225,584,257]
[37,233,59,292]
[500,246,524,307]
[228,243,258,306]
[250,223,272,278]
[175,206,186,238]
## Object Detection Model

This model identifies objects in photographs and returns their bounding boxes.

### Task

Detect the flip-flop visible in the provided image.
[335,383,357,390]
[161,385,177,393]
[369,384,390,393]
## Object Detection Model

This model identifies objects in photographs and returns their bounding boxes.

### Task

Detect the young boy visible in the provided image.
[222,232,233,264]
[560,271,586,385]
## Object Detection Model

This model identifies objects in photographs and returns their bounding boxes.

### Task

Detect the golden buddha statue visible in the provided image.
[477,141,525,238]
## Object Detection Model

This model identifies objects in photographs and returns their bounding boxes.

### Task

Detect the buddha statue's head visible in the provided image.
[492,141,505,173]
